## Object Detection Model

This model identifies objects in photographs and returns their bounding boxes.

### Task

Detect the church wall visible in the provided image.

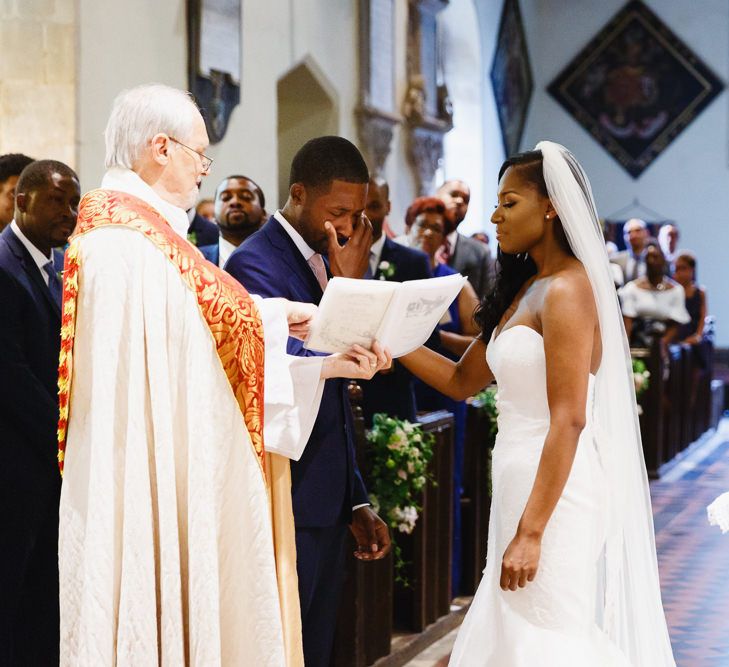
[76,0,368,207]
[0,0,76,167]
[519,0,729,344]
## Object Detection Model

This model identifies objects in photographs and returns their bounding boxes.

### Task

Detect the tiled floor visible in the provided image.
[405,419,729,667]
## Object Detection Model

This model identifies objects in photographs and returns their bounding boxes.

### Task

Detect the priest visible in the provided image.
[57,83,390,667]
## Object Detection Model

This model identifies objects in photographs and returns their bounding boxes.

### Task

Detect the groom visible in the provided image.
[226,136,391,666]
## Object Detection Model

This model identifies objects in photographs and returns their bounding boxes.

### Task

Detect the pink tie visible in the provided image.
[308,253,328,291]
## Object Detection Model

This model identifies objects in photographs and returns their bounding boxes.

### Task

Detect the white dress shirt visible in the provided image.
[274,210,316,260]
[218,236,237,267]
[446,230,459,256]
[10,219,52,285]
[369,234,386,276]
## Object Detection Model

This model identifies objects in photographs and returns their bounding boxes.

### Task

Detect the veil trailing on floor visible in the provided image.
[537,141,675,665]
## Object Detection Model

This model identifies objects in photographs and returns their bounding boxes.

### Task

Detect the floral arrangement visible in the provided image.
[474,385,499,441]
[632,358,650,399]
[367,413,435,580]
[377,260,396,280]
[474,385,499,497]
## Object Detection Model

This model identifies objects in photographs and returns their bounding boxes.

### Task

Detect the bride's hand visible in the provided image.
[321,341,392,380]
[500,532,541,591]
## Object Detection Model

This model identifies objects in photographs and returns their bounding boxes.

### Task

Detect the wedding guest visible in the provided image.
[471,231,491,248]
[0,159,80,664]
[408,195,479,596]
[360,176,432,424]
[436,179,494,299]
[186,200,218,246]
[658,223,680,273]
[673,251,710,410]
[611,218,648,283]
[619,239,690,349]
[0,153,34,230]
[195,196,214,221]
[673,251,707,347]
[200,175,266,267]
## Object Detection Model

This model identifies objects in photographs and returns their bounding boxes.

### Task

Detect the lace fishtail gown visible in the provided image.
[449,325,630,666]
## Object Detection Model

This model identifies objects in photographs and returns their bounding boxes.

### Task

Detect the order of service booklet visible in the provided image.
[304,273,467,358]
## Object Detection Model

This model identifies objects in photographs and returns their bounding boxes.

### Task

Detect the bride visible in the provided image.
[400,142,675,665]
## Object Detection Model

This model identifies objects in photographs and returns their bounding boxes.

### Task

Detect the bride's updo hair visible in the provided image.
[475,149,573,341]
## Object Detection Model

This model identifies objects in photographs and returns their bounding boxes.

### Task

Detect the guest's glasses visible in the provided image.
[169,137,214,172]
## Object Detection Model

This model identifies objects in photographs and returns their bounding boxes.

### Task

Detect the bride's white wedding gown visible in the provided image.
[450,325,631,666]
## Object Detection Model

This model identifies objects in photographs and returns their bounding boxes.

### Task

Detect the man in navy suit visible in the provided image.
[361,176,433,424]
[226,136,391,667]
[0,159,80,665]
[199,175,266,266]
[186,206,218,246]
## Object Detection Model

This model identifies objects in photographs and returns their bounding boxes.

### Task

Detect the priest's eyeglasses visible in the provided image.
[169,137,214,172]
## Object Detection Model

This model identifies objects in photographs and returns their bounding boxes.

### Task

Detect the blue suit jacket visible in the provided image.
[187,213,219,247]
[361,238,433,423]
[225,216,369,527]
[198,242,219,266]
[0,226,63,592]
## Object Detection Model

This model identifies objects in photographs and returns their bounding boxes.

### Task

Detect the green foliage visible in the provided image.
[475,385,499,441]
[367,414,435,582]
[632,358,651,399]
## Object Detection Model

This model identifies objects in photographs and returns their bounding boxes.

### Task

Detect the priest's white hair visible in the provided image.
[104,83,200,170]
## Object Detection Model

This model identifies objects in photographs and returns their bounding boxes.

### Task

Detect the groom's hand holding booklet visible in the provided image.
[304,273,467,357]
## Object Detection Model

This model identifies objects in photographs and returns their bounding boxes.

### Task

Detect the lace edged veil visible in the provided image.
[537,141,675,665]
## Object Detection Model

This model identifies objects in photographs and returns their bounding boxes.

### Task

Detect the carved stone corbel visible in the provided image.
[357,0,401,175]
[356,107,400,177]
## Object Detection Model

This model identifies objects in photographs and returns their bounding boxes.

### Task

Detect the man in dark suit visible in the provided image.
[361,176,432,424]
[0,159,80,665]
[437,179,493,299]
[226,136,391,667]
[199,175,266,266]
[186,205,219,246]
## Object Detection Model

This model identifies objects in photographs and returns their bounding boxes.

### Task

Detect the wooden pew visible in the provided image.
[632,343,663,478]
[678,343,695,452]
[331,388,455,665]
[393,410,454,632]
[664,344,683,462]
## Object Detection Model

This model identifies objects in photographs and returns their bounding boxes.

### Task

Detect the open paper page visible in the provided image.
[377,273,466,356]
[304,277,399,354]
[304,274,465,357]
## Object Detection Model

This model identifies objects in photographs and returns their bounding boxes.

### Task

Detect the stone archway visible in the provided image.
[276,56,339,207]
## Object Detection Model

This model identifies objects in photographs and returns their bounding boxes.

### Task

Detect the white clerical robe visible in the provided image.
[58,169,323,666]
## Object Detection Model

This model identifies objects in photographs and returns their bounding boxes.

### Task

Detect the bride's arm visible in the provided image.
[500,272,596,591]
[398,337,494,401]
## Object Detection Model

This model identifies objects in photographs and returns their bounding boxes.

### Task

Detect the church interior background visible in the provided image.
[2,0,729,665]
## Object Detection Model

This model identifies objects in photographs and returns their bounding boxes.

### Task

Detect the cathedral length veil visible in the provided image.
[536,141,675,665]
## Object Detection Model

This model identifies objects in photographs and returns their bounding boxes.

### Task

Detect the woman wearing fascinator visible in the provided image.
[400,142,675,665]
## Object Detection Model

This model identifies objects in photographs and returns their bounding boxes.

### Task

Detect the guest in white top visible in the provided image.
[619,239,690,349]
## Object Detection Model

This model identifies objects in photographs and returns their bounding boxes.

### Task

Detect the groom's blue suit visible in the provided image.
[225,215,369,666]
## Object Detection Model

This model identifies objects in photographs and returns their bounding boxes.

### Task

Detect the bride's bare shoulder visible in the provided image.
[543,264,595,313]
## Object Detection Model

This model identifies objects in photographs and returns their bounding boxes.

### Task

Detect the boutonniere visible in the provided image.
[378,260,396,280]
